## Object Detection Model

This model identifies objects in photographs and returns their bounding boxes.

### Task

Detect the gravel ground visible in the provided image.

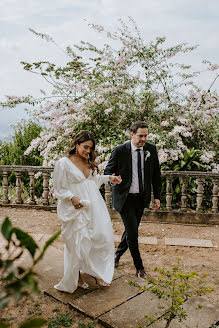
[1,207,219,327]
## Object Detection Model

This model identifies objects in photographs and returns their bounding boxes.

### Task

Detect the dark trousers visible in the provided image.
[115,193,144,270]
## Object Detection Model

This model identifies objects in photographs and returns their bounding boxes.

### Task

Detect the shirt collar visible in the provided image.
[131,141,143,151]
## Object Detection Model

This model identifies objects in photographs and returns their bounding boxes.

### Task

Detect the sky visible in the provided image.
[0,0,219,140]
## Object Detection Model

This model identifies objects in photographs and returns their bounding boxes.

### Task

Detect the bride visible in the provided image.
[53,130,122,293]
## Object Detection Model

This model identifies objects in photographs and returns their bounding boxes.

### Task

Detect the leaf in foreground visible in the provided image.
[18,317,47,328]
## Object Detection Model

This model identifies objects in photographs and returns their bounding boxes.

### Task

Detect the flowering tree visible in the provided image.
[1,18,218,173]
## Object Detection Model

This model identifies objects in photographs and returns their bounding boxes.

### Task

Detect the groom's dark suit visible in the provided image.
[104,140,161,271]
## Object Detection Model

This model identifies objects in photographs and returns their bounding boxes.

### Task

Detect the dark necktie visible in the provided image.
[136,149,143,193]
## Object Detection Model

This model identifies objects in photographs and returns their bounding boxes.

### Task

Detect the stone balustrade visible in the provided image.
[161,171,219,213]
[0,166,218,224]
[0,165,53,209]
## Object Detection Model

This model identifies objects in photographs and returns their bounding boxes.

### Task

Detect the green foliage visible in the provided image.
[128,258,214,328]
[18,318,47,328]
[0,120,43,198]
[78,322,95,328]
[0,320,10,328]
[0,217,61,328]
[0,120,43,166]
[162,148,206,172]
[48,313,75,327]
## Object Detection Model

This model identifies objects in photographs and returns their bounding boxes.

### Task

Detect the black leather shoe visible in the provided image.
[115,257,120,268]
[136,269,147,280]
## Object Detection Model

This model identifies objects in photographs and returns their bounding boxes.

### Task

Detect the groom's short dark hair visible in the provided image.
[130,121,148,133]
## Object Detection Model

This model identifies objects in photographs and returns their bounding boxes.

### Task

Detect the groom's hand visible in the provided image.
[109,174,122,185]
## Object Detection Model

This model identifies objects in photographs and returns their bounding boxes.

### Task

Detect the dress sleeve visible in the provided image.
[92,171,110,189]
[53,159,75,200]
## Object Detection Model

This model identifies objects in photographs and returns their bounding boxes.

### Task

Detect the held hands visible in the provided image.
[109,173,122,185]
[152,199,160,211]
[71,196,83,209]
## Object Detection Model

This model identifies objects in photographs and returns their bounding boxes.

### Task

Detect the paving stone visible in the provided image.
[43,266,99,304]
[114,234,157,245]
[99,289,168,328]
[0,234,7,253]
[16,243,63,272]
[114,235,122,243]
[69,275,144,319]
[138,236,157,245]
[31,233,45,242]
[165,237,213,247]
[44,266,124,304]
[169,297,219,328]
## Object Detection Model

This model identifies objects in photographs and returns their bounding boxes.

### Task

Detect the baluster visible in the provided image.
[149,187,154,209]
[196,177,204,211]
[42,172,49,205]
[28,171,36,205]
[166,176,173,210]
[181,176,188,211]
[15,171,23,204]
[212,178,219,213]
[2,171,10,204]
[105,183,111,209]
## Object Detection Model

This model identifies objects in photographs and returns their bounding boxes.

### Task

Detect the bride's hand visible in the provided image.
[109,174,122,185]
[71,196,83,209]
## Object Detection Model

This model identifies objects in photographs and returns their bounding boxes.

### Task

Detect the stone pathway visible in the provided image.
[115,234,215,247]
[1,232,218,327]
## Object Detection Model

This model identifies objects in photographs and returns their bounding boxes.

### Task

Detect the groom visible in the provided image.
[104,121,161,279]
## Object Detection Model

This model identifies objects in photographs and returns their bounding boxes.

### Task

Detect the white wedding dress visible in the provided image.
[53,157,114,293]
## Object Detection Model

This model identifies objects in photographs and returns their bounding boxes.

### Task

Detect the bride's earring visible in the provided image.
[76,147,78,156]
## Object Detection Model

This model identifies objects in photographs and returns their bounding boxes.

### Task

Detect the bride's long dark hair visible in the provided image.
[68,130,98,173]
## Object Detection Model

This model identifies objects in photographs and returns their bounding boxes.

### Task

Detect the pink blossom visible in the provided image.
[34,172,42,179]
[177,117,190,125]
[158,149,168,164]
[123,130,130,137]
[104,108,113,115]
[104,87,118,94]
[147,133,158,141]
[161,121,169,127]
[208,64,219,71]
[98,161,108,172]
[212,164,219,173]
[200,151,214,164]
[96,145,108,153]
[155,97,164,105]
[117,55,126,66]
[51,110,62,118]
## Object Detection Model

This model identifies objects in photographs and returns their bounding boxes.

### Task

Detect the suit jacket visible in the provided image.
[104,141,161,213]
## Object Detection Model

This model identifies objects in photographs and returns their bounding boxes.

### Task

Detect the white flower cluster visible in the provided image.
[160,120,169,127]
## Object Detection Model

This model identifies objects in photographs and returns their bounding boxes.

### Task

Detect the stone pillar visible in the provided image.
[2,171,9,204]
[42,172,49,205]
[149,186,154,209]
[196,177,204,211]
[181,176,188,211]
[166,176,173,210]
[28,171,36,205]
[105,183,111,210]
[212,178,218,213]
[15,171,23,204]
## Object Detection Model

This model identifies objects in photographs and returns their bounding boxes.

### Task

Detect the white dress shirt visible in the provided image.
[129,141,144,194]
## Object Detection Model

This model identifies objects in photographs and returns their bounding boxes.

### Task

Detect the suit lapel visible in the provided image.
[143,143,151,183]
[125,141,132,172]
